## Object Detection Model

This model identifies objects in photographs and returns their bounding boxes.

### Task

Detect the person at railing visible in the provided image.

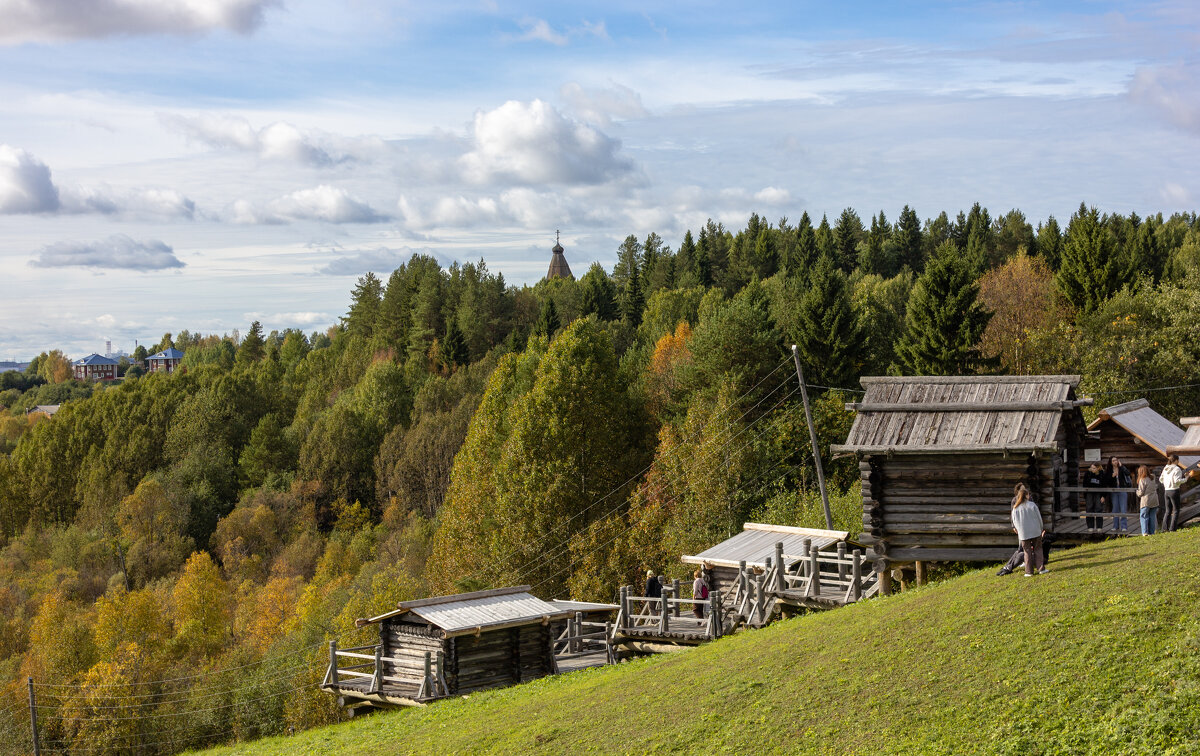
[1160,454,1185,532]
[1011,483,1048,576]
[1136,465,1159,536]
[1105,456,1132,534]
[1083,462,1106,533]
[691,570,709,619]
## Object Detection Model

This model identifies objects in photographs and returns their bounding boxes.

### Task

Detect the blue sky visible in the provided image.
[0,0,1197,359]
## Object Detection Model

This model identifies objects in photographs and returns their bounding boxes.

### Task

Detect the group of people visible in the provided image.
[1002,453,1192,578]
[643,569,711,619]
[1084,454,1189,535]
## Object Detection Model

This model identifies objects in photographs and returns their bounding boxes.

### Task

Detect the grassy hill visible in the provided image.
[197,529,1200,755]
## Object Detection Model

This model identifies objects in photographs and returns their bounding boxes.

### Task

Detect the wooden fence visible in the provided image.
[322,640,449,702]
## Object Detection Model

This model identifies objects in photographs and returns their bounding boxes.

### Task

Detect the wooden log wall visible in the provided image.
[381,621,446,684]
[1082,421,1170,475]
[861,452,1060,562]
[447,624,554,695]
[708,566,741,597]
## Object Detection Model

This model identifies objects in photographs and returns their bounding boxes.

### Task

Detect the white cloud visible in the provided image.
[162,114,384,166]
[234,185,389,224]
[753,186,792,205]
[243,311,333,326]
[560,82,648,126]
[30,234,185,271]
[62,186,196,218]
[514,17,567,46]
[459,99,635,186]
[1129,63,1200,134]
[317,247,425,275]
[0,0,278,44]
[0,145,60,213]
[1160,182,1192,206]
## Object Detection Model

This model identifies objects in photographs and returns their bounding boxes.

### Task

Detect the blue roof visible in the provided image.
[148,348,184,360]
[75,353,118,366]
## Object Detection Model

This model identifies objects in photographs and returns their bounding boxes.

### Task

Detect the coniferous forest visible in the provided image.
[2,203,1200,753]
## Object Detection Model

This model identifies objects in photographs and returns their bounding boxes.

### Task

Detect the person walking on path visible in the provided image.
[691,570,708,619]
[1160,454,1185,532]
[1083,463,1106,533]
[1136,465,1160,536]
[1107,457,1132,534]
[1011,485,1047,576]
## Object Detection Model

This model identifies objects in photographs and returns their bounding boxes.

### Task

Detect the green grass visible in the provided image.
[198,530,1200,755]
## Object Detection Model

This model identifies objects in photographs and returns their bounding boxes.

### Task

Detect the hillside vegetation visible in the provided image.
[197,529,1200,756]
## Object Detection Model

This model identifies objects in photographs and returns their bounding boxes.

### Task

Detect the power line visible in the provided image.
[35,682,318,722]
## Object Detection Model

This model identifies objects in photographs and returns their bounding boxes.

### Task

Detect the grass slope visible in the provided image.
[199,530,1200,755]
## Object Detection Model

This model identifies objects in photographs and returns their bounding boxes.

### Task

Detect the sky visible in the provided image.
[0,0,1197,360]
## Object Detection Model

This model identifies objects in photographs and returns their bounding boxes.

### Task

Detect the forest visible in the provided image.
[1,202,1199,754]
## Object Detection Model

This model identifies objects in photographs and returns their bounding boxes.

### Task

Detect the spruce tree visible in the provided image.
[676,230,698,286]
[791,253,864,389]
[792,211,817,276]
[833,207,864,272]
[580,263,618,321]
[621,265,645,327]
[344,271,382,339]
[895,241,994,375]
[1036,216,1062,270]
[441,320,469,368]
[1056,203,1130,314]
[894,205,923,272]
[535,298,561,338]
[236,321,265,364]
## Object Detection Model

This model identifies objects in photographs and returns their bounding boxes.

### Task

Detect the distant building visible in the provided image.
[147,347,184,373]
[545,231,573,280]
[73,353,118,381]
[26,404,61,418]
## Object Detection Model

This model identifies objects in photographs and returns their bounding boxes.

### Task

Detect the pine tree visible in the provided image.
[236,321,265,364]
[791,253,864,389]
[894,205,923,272]
[441,320,469,369]
[1056,203,1130,314]
[580,263,618,321]
[896,241,994,375]
[612,235,642,290]
[536,298,561,338]
[377,266,414,354]
[344,272,383,339]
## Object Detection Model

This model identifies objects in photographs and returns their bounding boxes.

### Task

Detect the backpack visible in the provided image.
[699,583,709,599]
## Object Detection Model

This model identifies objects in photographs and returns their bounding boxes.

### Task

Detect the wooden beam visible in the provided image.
[845,400,1092,413]
[742,522,850,539]
[831,443,1060,454]
[858,375,1081,386]
[886,547,1015,561]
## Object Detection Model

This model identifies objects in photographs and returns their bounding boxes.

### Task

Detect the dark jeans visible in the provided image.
[1020,536,1045,574]
[1085,493,1103,530]
[1162,489,1180,532]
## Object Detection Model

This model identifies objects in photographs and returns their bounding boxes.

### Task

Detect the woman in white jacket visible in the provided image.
[1010,484,1047,577]
[1160,454,1185,532]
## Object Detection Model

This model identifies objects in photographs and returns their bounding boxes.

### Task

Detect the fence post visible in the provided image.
[660,587,671,633]
[575,611,584,653]
[423,651,433,698]
[837,542,847,582]
[605,621,614,664]
[774,542,785,592]
[713,590,722,637]
[323,640,337,686]
[754,571,765,625]
[672,579,681,617]
[370,645,383,693]
[27,677,39,756]
[809,549,821,598]
[436,650,445,696]
[851,550,862,601]
[619,586,629,630]
[738,560,747,598]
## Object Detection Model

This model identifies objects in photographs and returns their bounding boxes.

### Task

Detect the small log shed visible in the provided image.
[1085,399,1199,473]
[681,522,849,597]
[349,586,575,701]
[830,375,1090,586]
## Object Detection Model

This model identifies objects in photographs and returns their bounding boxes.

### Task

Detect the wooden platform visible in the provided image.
[323,678,428,707]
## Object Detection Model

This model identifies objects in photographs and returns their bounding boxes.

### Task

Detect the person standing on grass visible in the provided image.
[691,569,708,619]
[1011,485,1047,576]
[1136,465,1159,535]
[1160,454,1185,532]
[1107,456,1132,534]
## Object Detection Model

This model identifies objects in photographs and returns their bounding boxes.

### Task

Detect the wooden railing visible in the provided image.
[614,586,724,639]
[1054,486,1140,534]
[322,640,449,700]
[553,612,616,664]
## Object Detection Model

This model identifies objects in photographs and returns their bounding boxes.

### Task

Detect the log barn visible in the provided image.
[831,375,1090,585]
[327,586,576,707]
[1085,399,1200,473]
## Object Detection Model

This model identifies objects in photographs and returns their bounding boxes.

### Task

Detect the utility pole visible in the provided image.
[792,345,833,529]
[28,677,40,756]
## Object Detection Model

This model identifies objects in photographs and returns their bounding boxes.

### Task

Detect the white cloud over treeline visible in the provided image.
[30,234,185,271]
[0,0,278,44]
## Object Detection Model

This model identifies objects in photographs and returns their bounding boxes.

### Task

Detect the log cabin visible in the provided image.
[830,375,1091,588]
[1084,398,1199,474]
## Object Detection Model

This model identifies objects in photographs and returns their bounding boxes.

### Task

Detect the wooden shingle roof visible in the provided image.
[831,375,1090,454]
[1090,399,1198,467]
[359,586,574,638]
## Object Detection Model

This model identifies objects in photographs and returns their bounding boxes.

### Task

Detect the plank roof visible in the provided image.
[831,375,1086,454]
[1168,417,1200,463]
[361,586,574,637]
[682,523,849,569]
[1091,399,1199,467]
